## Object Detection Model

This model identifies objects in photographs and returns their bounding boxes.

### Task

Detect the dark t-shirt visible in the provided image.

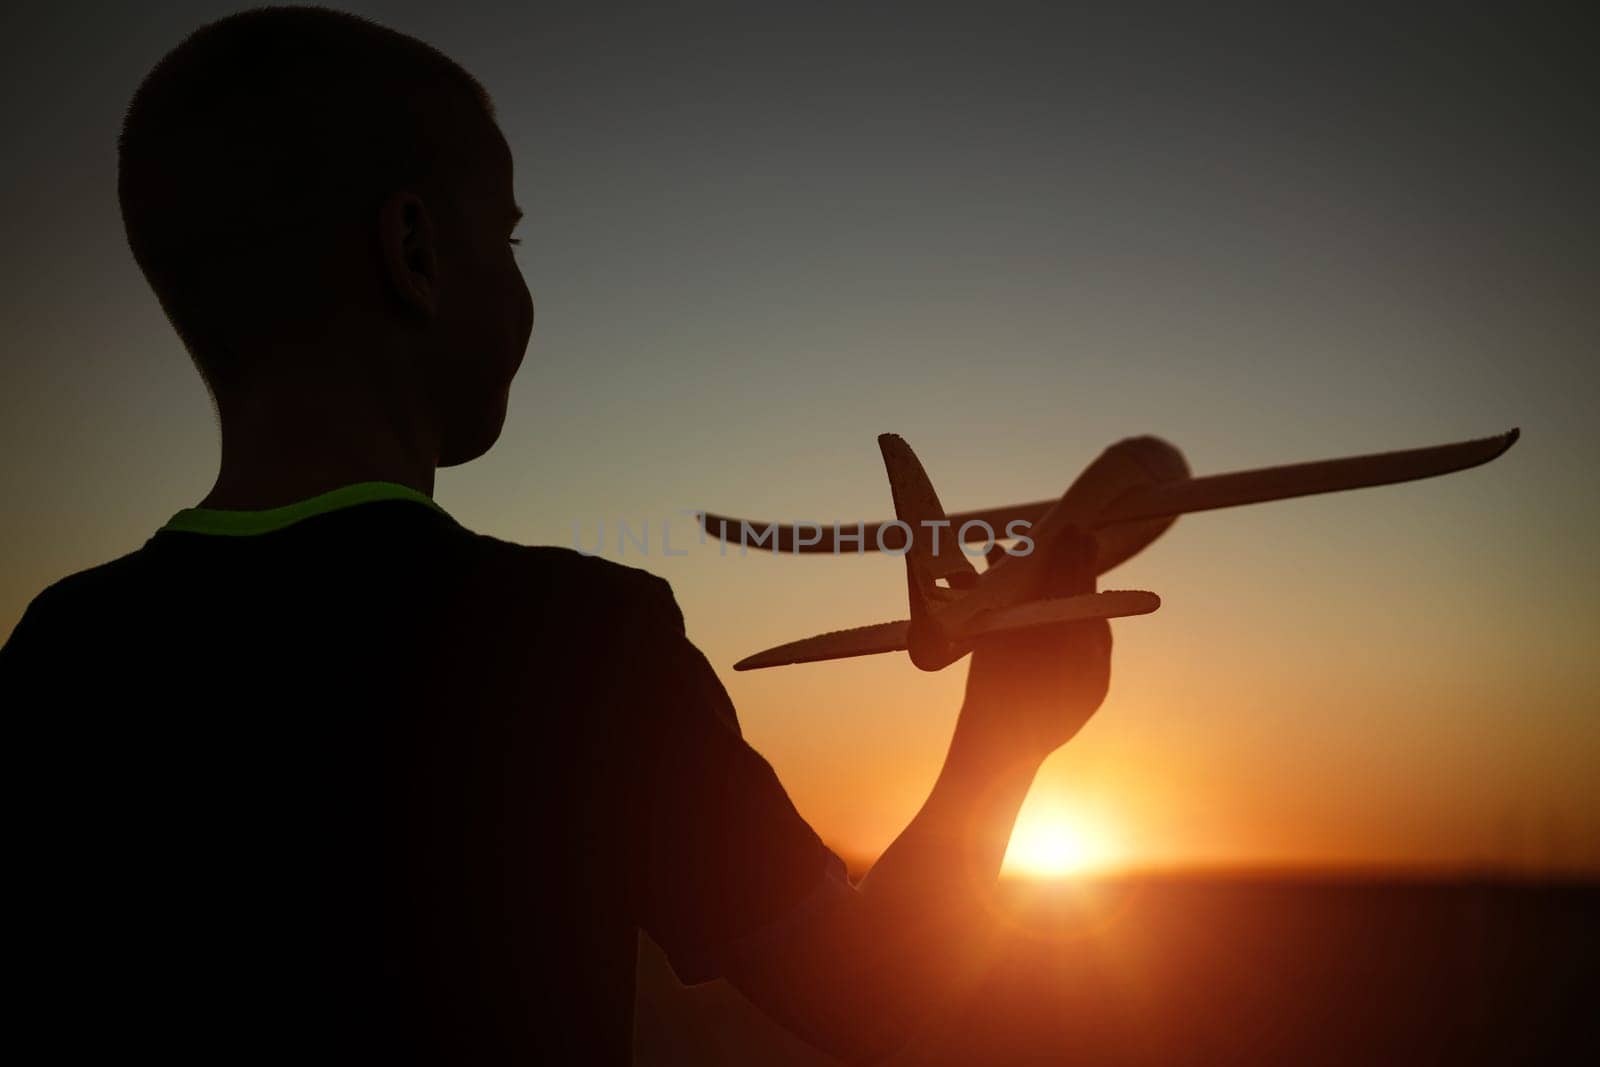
[2,485,844,1064]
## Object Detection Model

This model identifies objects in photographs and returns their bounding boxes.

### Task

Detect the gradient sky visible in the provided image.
[3,2,1595,874]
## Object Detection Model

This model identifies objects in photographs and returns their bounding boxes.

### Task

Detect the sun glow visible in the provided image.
[1002,804,1125,878]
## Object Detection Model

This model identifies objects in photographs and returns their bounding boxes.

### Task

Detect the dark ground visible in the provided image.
[634,874,1599,1065]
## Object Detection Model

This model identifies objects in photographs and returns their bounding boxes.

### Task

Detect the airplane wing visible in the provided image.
[1098,427,1520,524]
[732,590,1161,670]
[698,502,1049,555]
[698,429,1519,553]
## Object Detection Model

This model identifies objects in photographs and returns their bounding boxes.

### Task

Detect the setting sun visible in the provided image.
[1002,802,1125,878]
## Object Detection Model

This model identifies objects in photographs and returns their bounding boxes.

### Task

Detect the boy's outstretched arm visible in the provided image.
[714,529,1113,1064]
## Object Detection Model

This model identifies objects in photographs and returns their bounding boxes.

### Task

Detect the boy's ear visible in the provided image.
[378,191,438,317]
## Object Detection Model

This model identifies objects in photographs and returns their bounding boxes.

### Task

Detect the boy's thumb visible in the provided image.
[1043,526,1098,598]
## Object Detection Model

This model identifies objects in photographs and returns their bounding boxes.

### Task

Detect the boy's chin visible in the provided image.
[437,396,509,468]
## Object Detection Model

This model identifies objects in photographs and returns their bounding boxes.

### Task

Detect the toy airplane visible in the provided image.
[699,429,1519,671]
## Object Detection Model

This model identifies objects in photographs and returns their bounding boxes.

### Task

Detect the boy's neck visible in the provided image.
[200,457,436,511]
[201,380,439,511]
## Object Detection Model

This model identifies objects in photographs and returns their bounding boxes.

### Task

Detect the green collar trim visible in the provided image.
[162,481,451,537]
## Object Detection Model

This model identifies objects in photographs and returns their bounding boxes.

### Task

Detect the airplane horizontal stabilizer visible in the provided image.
[963,590,1161,640]
[732,590,1161,670]
[733,621,911,671]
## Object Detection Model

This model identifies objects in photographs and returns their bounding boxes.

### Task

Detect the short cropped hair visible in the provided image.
[118,6,496,388]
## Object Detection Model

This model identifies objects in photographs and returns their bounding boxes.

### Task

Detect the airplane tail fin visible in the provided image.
[877,435,979,669]
[878,434,980,595]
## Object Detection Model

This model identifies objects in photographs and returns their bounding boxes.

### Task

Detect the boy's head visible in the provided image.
[119,6,533,466]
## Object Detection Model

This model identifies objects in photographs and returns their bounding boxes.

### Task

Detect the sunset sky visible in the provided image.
[3,3,1595,876]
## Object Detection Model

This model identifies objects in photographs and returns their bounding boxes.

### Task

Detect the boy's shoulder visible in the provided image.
[10,546,147,623]
[3,518,689,651]
[461,533,686,636]
[1,545,151,656]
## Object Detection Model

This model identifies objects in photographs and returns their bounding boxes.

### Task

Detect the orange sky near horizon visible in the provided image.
[2,3,1596,879]
[491,406,1597,878]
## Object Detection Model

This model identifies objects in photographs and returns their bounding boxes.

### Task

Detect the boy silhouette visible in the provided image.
[2,8,1115,1064]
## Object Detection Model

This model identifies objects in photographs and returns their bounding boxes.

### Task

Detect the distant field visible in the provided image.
[634,875,1599,1065]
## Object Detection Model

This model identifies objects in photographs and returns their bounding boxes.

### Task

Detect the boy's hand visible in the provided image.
[957,528,1113,767]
